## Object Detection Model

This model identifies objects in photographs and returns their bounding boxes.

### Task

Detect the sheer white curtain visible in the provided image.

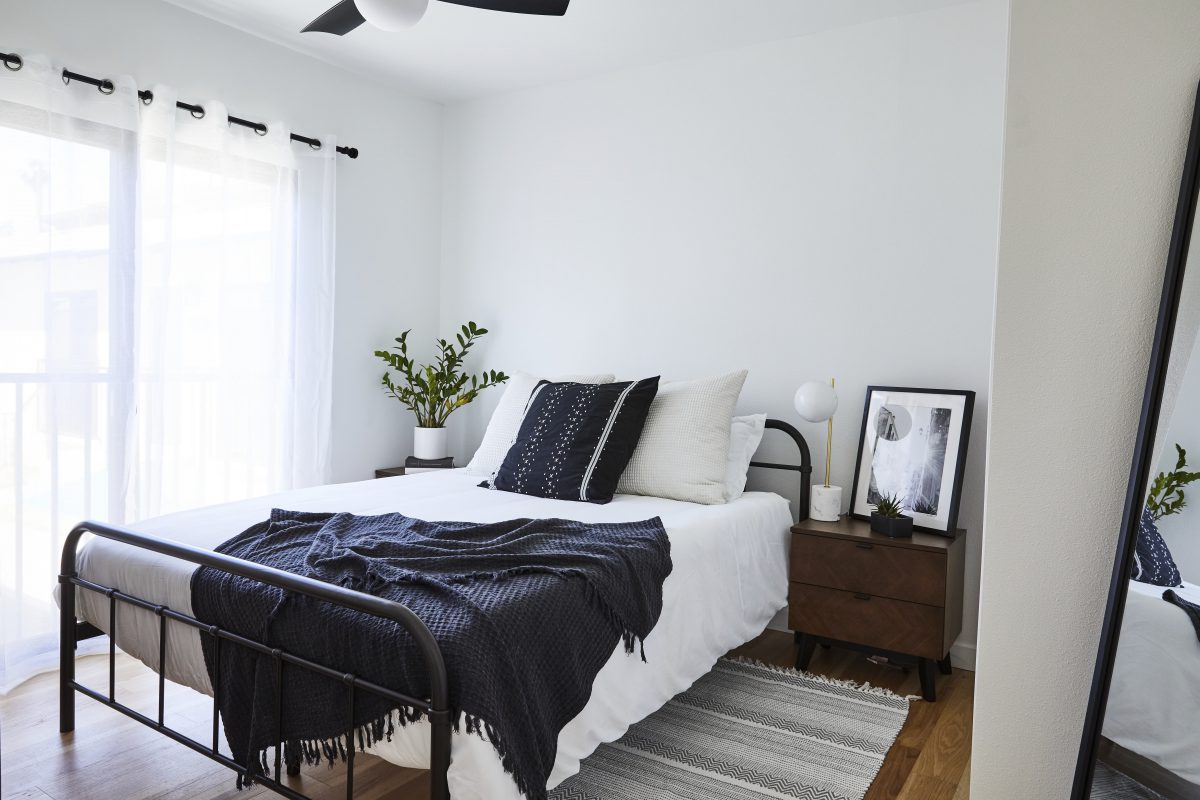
[0,56,336,691]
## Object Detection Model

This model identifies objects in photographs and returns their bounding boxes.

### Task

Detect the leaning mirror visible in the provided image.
[1074,80,1200,799]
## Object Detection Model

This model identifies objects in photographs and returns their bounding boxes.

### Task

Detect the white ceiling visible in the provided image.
[162,0,975,104]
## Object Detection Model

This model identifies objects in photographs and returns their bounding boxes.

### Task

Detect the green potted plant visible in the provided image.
[870,492,914,538]
[1147,444,1200,520]
[374,321,509,460]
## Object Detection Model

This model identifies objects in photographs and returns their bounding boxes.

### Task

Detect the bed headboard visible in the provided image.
[750,419,813,522]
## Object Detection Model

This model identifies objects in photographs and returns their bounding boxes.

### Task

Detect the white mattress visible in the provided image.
[69,469,792,800]
[1103,579,1200,785]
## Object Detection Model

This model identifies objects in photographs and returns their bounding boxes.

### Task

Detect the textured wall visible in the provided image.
[972,1,1200,797]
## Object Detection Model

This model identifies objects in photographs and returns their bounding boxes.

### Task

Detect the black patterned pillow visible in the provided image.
[1131,508,1183,588]
[484,378,660,504]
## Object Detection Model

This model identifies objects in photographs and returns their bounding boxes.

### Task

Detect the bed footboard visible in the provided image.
[59,520,452,800]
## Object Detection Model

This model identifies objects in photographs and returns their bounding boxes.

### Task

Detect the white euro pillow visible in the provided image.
[724,414,768,502]
[616,370,749,504]
[465,371,614,477]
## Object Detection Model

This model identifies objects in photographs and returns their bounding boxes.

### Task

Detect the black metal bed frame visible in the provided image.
[58,418,811,800]
[752,418,813,523]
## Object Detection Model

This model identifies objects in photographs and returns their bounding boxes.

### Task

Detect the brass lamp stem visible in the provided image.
[825,377,835,488]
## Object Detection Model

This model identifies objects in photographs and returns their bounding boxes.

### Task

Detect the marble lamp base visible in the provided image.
[810,484,843,522]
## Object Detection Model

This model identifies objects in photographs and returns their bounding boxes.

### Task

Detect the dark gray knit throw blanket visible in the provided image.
[190,509,672,799]
[1163,589,1200,642]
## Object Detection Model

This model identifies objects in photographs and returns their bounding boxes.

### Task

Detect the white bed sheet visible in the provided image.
[68,469,792,800]
[1103,579,1200,785]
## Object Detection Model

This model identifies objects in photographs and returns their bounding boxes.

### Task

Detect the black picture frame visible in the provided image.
[1071,80,1200,800]
[849,386,975,535]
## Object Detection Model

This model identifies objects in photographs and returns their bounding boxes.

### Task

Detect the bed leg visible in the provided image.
[429,708,452,800]
[59,573,76,733]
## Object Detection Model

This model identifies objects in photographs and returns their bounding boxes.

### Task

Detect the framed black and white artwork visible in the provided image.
[849,386,975,535]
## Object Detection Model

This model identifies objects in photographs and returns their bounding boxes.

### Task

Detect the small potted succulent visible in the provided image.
[870,492,914,539]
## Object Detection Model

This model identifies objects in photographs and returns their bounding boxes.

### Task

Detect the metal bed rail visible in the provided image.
[751,418,813,522]
[59,521,452,800]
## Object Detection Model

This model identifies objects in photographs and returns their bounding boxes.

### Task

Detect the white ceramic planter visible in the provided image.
[413,426,449,460]
[809,485,843,522]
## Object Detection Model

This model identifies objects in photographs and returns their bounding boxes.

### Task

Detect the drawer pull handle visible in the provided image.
[855,543,874,550]
[853,593,871,601]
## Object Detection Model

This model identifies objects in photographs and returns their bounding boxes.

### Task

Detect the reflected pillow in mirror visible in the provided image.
[1131,508,1184,588]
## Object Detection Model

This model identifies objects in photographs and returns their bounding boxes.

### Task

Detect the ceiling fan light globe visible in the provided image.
[357,0,429,30]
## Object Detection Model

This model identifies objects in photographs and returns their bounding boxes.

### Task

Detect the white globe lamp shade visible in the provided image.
[357,0,429,30]
[794,381,838,423]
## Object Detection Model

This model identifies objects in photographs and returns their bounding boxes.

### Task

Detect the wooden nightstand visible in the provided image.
[788,516,965,701]
[375,467,408,478]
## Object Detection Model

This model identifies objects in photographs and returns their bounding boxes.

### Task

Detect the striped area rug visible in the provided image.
[1090,762,1165,799]
[549,658,913,800]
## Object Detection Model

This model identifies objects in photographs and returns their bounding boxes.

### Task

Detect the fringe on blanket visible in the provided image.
[235,568,650,798]
[235,704,551,800]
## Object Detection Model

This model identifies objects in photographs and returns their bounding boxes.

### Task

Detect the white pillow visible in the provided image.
[724,414,767,502]
[465,371,615,477]
[616,370,749,504]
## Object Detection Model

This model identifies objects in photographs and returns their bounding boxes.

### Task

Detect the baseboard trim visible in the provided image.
[950,641,977,672]
[766,608,790,632]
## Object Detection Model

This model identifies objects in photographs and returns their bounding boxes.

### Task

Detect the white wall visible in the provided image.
[971,2,1200,798]
[439,0,1008,664]
[3,0,444,484]
[1155,343,1200,580]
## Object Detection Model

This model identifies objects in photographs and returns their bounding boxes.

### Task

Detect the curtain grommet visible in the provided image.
[61,70,71,86]
[255,123,268,137]
[190,106,206,119]
[2,53,21,71]
[309,140,323,151]
[140,90,154,106]
[98,79,115,95]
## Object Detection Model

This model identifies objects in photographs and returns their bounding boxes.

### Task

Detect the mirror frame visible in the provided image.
[1072,79,1200,799]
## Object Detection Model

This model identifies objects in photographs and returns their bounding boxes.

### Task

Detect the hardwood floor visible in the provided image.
[0,630,973,800]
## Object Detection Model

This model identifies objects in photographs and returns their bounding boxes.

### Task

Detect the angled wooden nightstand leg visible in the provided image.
[795,633,817,672]
[937,654,953,675]
[918,658,937,702]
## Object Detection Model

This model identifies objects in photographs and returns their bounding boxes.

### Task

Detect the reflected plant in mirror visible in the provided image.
[1147,444,1200,521]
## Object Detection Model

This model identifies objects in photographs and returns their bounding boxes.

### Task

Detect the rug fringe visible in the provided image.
[723,656,921,701]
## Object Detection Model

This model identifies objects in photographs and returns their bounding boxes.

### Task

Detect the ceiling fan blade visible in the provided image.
[302,0,368,34]
[435,0,569,15]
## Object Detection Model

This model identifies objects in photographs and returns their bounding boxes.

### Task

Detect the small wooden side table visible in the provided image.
[788,516,966,701]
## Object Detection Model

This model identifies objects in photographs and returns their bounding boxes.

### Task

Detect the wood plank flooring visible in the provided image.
[1,630,973,800]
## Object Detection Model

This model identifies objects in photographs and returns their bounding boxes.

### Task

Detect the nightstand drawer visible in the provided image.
[788,583,944,659]
[790,534,946,607]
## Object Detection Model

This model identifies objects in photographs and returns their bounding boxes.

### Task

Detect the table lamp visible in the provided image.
[794,378,841,521]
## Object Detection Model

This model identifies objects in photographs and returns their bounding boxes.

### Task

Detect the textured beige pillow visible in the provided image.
[465,371,614,477]
[616,370,749,504]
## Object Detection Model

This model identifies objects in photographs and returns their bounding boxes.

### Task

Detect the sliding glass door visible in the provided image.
[0,64,335,690]
[0,116,134,679]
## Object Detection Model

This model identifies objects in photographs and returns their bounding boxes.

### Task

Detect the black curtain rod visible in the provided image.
[1,52,358,159]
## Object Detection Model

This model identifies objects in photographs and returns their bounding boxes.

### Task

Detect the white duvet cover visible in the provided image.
[68,469,792,800]
[1103,579,1200,785]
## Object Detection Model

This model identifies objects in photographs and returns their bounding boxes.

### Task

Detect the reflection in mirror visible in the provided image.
[1076,82,1200,800]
